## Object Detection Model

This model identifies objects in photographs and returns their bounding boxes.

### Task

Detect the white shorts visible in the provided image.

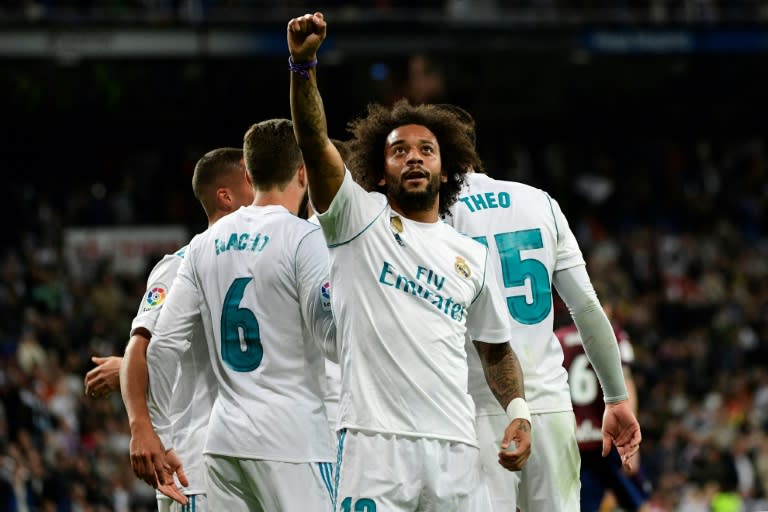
[205,454,335,512]
[157,494,207,512]
[476,411,581,511]
[335,429,491,512]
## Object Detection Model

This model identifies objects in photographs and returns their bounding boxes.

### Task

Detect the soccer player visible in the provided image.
[117,147,254,510]
[142,118,337,511]
[443,111,642,510]
[288,12,531,511]
[557,305,649,512]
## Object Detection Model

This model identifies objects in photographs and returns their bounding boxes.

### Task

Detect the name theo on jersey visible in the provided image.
[458,191,512,213]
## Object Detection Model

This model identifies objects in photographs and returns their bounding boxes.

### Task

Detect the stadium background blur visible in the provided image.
[1,1,768,511]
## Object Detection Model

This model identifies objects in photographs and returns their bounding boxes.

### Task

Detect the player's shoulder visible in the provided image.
[185,226,215,254]
[459,173,555,212]
[162,244,188,262]
[147,245,188,275]
[285,213,324,239]
[463,172,545,194]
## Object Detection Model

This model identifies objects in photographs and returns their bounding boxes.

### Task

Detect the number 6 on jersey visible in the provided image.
[221,277,262,372]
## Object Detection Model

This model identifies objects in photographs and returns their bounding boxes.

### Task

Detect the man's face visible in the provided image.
[381,124,446,213]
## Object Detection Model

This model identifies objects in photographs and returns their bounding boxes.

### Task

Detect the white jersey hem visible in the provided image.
[201,449,334,464]
[475,404,573,417]
[341,424,478,448]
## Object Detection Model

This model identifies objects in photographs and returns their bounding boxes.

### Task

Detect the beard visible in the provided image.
[386,173,441,213]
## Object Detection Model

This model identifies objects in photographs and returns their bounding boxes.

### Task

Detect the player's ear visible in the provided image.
[216,187,234,212]
[440,172,448,183]
[297,164,307,188]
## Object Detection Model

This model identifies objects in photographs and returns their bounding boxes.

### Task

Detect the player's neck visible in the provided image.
[252,190,299,216]
[389,201,440,223]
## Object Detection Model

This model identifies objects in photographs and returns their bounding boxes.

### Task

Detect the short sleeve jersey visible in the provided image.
[315,170,510,446]
[149,205,335,462]
[308,213,342,430]
[446,172,585,414]
[556,323,635,451]
[132,248,215,495]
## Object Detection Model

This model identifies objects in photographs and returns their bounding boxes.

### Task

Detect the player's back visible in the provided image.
[185,204,335,462]
[169,303,216,494]
[447,172,584,414]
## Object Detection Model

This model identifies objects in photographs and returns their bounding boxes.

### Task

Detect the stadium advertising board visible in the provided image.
[64,226,188,279]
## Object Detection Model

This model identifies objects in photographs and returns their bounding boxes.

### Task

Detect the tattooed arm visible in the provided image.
[287,11,345,214]
[474,340,532,472]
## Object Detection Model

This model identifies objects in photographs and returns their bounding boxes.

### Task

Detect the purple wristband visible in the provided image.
[289,56,318,80]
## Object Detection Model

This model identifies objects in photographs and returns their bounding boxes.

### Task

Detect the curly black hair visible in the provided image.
[345,99,481,216]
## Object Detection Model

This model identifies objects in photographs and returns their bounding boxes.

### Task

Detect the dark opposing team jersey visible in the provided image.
[556,323,634,452]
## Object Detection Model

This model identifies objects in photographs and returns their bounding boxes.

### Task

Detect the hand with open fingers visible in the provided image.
[287,11,327,63]
[497,418,532,472]
[129,423,170,489]
[164,449,189,487]
[84,355,121,398]
[602,400,642,472]
[156,449,189,505]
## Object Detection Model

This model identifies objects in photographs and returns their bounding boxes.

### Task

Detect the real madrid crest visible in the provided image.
[454,256,471,278]
[390,216,406,246]
[390,216,403,233]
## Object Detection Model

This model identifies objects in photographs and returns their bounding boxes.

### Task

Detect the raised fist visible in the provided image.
[287,12,327,63]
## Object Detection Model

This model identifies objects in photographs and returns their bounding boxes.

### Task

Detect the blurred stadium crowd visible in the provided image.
[1,0,768,24]
[2,3,768,512]
[1,134,767,511]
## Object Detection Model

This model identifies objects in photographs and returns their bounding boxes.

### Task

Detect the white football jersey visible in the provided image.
[148,205,336,462]
[315,171,510,446]
[446,172,585,414]
[308,213,343,431]
[134,249,214,495]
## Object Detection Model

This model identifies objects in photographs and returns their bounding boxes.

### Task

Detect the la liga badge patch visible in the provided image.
[143,284,167,311]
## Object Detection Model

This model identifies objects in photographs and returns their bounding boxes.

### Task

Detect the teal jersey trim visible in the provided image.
[544,192,559,239]
[325,203,388,249]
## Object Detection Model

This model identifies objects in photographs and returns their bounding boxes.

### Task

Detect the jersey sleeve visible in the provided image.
[146,255,200,448]
[553,265,628,403]
[315,169,388,247]
[295,228,338,362]
[130,253,184,336]
[466,251,510,344]
[548,196,586,272]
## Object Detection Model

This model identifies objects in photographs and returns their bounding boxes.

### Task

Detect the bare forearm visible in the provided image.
[287,12,343,212]
[120,332,152,430]
[474,341,525,409]
[290,71,344,212]
[291,71,328,154]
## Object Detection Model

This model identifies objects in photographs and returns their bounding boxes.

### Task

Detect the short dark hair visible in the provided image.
[243,118,303,189]
[346,99,481,216]
[192,147,244,218]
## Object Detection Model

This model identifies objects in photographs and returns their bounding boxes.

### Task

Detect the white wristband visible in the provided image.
[505,397,531,423]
